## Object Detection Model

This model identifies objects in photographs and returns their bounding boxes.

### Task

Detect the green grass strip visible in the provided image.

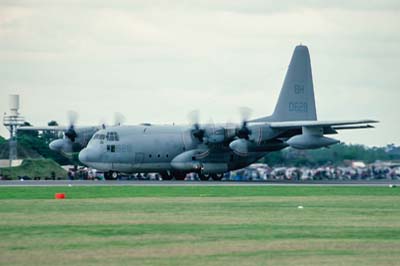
[0,186,399,199]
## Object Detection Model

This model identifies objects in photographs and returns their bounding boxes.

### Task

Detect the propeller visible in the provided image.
[236,107,252,140]
[114,112,126,126]
[188,110,205,142]
[64,111,78,142]
[49,111,79,153]
[228,107,253,156]
[67,110,78,126]
[98,112,125,129]
[187,108,253,144]
[239,107,252,122]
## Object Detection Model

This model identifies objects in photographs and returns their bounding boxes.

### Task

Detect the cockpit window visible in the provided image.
[106,132,119,141]
[93,134,105,140]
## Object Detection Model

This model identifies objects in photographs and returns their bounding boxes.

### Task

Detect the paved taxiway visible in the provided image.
[1,180,399,187]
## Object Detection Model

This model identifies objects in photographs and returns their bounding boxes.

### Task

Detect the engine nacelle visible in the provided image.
[287,134,339,150]
[229,139,250,156]
[49,138,83,153]
[200,163,228,174]
[170,149,228,173]
[170,149,207,171]
[49,139,73,153]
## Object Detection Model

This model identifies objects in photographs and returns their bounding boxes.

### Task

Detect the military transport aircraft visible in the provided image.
[76,45,377,180]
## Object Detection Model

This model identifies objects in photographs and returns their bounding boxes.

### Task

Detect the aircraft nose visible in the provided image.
[79,148,97,164]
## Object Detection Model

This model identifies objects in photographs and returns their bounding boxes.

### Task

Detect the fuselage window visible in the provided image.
[106,145,116,152]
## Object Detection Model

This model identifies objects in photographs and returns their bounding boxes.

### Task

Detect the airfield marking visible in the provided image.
[0,180,399,187]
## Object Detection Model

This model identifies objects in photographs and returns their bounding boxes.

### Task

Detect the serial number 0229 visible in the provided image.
[289,102,308,112]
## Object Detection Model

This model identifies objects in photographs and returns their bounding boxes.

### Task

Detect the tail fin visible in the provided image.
[252,45,317,122]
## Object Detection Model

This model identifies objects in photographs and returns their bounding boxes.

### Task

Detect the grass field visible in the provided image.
[0,159,67,179]
[0,186,399,266]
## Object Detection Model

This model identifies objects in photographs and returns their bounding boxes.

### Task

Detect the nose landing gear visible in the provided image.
[104,171,119,180]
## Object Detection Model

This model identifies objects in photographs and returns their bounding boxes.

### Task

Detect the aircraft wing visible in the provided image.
[265,120,378,130]
[17,126,101,131]
[17,126,69,131]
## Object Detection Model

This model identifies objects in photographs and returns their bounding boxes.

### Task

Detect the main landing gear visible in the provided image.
[199,173,224,181]
[105,171,225,181]
[161,172,223,181]
[160,171,185,181]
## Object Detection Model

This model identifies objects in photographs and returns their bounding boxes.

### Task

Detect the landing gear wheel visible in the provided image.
[161,174,173,181]
[212,173,223,181]
[104,172,111,180]
[171,172,186,181]
[199,174,210,181]
[111,171,119,179]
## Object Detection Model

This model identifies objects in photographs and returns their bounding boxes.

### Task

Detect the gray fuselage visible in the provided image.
[78,124,278,174]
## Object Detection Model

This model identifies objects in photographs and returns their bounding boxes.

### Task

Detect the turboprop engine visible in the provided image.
[48,111,79,153]
[170,149,228,173]
[170,149,208,172]
[49,138,74,152]
[229,139,251,156]
[286,127,339,150]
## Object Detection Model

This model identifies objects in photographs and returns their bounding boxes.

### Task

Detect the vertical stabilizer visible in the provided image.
[252,45,317,122]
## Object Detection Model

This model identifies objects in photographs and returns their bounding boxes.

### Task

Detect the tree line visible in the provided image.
[263,143,400,167]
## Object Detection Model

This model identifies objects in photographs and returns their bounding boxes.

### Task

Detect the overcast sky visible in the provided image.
[1,0,399,146]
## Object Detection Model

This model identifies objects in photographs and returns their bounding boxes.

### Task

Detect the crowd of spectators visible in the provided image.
[2,161,400,181]
[230,162,400,181]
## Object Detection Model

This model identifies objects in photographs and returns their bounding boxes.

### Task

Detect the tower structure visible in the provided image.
[3,95,25,166]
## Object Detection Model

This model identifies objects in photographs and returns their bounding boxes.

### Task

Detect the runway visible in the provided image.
[1,180,399,187]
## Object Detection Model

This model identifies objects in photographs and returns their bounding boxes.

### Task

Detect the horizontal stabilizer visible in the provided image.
[258,119,378,129]
[332,125,375,130]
